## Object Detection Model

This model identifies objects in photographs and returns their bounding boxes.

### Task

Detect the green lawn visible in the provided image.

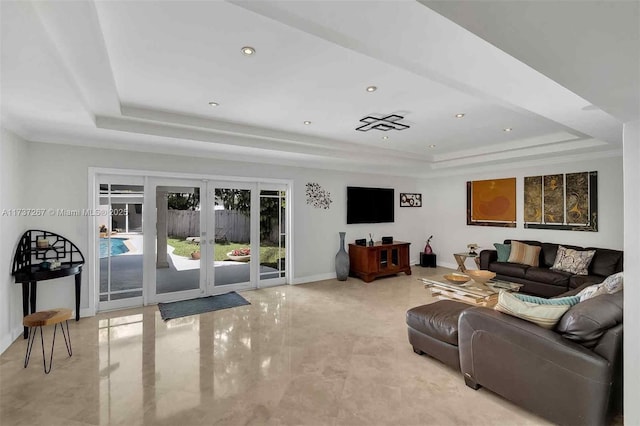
[167,237,284,263]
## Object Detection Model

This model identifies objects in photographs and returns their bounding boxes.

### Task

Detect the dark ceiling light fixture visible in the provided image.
[356,114,410,132]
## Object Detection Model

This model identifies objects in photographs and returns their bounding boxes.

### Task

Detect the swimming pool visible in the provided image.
[100,238,130,258]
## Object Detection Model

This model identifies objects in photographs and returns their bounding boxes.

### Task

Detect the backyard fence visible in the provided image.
[168,210,251,242]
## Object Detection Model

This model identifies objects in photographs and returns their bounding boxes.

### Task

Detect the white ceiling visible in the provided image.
[1,1,637,177]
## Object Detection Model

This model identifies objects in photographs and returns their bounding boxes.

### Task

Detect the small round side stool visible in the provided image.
[23,308,73,374]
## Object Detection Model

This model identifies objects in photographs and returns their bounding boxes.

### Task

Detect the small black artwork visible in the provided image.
[400,193,422,207]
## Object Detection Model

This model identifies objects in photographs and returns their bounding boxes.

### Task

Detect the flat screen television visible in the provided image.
[347,186,394,224]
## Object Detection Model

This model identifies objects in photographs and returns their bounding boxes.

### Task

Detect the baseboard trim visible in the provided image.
[291,272,336,285]
[0,325,24,355]
[80,307,95,318]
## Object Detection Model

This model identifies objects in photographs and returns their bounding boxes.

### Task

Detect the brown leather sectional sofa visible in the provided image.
[459,286,623,426]
[479,239,623,297]
[408,282,623,425]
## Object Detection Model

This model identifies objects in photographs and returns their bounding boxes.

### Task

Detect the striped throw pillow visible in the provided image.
[514,293,581,306]
[494,291,570,329]
[507,241,541,267]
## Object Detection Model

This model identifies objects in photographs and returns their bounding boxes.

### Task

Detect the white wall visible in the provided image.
[0,129,29,353]
[421,156,624,269]
[623,119,639,424]
[12,141,424,315]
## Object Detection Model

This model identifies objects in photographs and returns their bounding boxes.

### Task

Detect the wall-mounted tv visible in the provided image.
[347,186,395,224]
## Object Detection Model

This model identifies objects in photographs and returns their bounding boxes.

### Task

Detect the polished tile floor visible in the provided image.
[0,267,551,425]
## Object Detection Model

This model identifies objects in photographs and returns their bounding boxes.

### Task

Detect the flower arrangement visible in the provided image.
[231,248,250,256]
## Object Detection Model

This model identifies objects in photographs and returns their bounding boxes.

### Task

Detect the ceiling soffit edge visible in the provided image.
[103,111,430,162]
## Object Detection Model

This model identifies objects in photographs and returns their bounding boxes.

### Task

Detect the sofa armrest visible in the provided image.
[458,307,615,426]
[479,249,497,269]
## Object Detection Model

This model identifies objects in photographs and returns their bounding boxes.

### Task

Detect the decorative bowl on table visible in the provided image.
[443,273,470,285]
[465,270,496,284]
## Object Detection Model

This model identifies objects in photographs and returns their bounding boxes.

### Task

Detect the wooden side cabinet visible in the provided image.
[348,241,412,283]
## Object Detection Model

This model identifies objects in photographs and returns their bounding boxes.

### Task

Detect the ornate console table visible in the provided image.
[12,230,85,338]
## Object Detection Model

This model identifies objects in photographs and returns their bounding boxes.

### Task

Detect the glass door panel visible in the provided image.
[212,187,252,288]
[98,182,144,310]
[153,182,205,301]
[259,189,286,285]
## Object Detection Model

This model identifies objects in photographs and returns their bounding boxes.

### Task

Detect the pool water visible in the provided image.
[100,238,130,258]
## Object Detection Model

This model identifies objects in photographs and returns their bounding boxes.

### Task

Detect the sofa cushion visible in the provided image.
[494,291,571,329]
[550,245,596,275]
[586,248,623,277]
[507,241,542,267]
[489,262,529,279]
[406,301,469,346]
[556,292,623,348]
[494,243,511,262]
[569,275,605,289]
[524,267,572,287]
[540,243,560,267]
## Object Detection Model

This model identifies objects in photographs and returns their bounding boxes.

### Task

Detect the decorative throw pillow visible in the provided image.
[494,291,570,329]
[507,241,541,267]
[601,272,624,293]
[494,243,511,262]
[577,272,624,302]
[514,293,581,306]
[550,245,595,275]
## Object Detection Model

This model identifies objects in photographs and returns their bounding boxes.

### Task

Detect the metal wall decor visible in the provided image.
[356,114,410,132]
[305,182,333,209]
[524,171,598,231]
[400,193,422,207]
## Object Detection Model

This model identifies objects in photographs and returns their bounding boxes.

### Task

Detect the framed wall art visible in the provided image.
[400,193,422,207]
[524,171,597,231]
[467,178,516,227]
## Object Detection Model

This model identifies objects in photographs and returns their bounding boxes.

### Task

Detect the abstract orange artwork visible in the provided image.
[467,178,516,227]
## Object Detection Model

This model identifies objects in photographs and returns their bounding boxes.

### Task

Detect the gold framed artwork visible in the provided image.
[524,171,597,231]
[466,178,516,227]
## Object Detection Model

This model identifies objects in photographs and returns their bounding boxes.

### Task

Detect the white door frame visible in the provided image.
[205,180,257,295]
[88,167,292,315]
[146,177,207,304]
[92,174,145,313]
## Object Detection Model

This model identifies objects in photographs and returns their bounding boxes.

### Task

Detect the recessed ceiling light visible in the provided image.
[382,136,389,140]
[455,113,465,118]
[208,101,219,107]
[366,86,377,92]
[429,144,436,148]
[303,121,311,125]
[241,46,255,56]
[503,127,513,132]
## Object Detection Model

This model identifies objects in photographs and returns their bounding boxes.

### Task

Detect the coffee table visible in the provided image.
[420,277,523,307]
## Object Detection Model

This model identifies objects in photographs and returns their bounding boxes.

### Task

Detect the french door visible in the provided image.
[97,176,145,312]
[148,178,207,303]
[94,172,289,311]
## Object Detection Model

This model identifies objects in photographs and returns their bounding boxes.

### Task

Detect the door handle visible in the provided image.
[209,239,215,245]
